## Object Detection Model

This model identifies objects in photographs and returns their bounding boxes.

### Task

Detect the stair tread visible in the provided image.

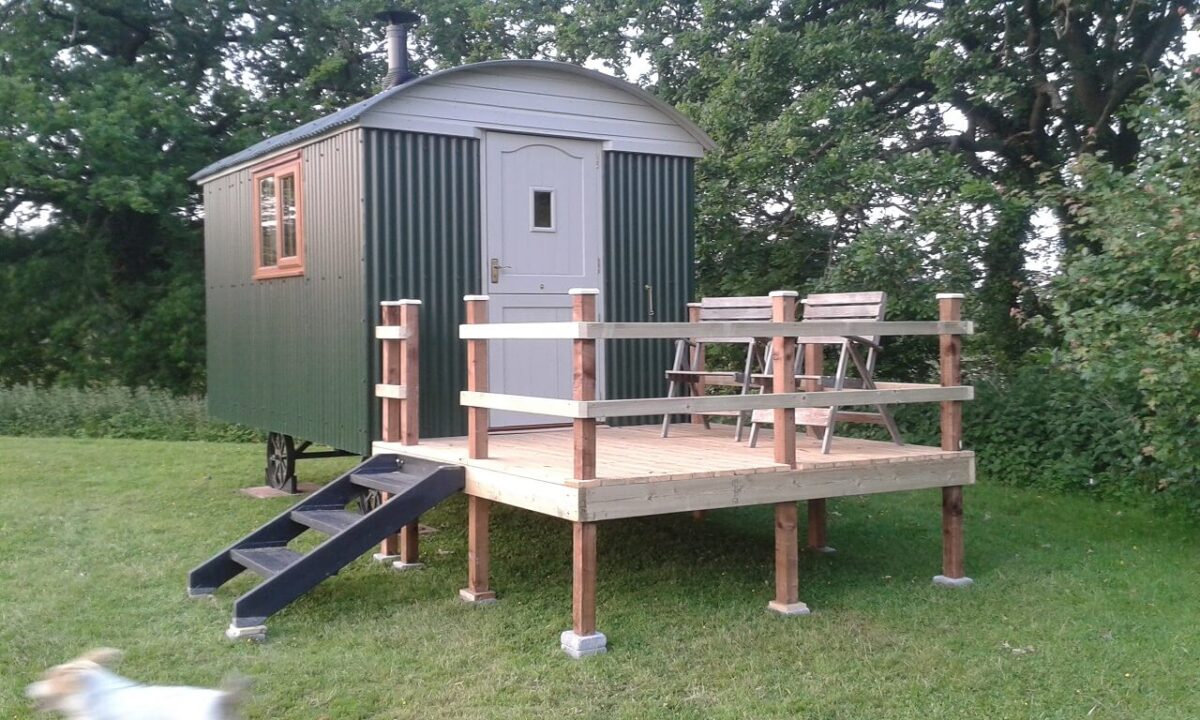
[230,546,302,578]
[291,508,360,535]
[350,470,421,495]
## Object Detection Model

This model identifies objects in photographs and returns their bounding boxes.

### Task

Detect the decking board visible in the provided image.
[374,424,973,521]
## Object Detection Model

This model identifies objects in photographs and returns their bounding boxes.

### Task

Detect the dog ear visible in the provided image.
[79,648,122,667]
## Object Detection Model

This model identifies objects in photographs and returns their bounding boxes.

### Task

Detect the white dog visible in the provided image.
[26,648,243,720]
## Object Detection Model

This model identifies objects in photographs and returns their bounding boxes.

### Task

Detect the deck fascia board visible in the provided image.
[374,427,975,523]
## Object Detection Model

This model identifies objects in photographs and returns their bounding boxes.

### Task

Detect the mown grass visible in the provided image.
[0,385,258,442]
[1,436,1197,719]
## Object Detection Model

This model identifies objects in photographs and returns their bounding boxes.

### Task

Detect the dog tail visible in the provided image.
[217,674,251,719]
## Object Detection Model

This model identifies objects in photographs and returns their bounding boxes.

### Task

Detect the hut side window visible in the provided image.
[252,153,304,280]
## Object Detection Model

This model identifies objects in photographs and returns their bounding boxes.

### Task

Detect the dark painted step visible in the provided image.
[291,509,360,536]
[188,453,465,635]
[349,470,421,495]
[230,547,302,578]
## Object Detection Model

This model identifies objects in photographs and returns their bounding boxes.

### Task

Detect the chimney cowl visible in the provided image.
[375,9,420,90]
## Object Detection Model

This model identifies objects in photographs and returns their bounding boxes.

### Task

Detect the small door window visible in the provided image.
[531,188,555,231]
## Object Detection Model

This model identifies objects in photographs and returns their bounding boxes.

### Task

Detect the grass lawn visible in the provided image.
[1,436,1197,719]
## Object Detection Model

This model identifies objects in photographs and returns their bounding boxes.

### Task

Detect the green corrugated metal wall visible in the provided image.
[204,131,693,451]
[204,129,370,454]
[363,129,481,440]
[603,152,696,424]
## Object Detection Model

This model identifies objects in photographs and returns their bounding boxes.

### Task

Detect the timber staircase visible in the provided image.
[188,454,464,638]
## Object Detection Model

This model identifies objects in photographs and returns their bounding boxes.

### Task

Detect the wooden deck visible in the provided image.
[374,424,974,522]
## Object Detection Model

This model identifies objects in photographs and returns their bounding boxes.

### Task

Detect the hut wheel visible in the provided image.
[265,432,298,494]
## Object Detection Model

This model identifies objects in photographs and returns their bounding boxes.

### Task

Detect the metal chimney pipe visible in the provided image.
[375,9,420,89]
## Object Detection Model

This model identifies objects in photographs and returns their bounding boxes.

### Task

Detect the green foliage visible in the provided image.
[0,385,258,442]
[964,361,1147,501]
[0,0,393,394]
[1046,76,1200,507]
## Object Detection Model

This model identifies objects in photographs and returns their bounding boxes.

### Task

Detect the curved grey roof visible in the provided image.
[189,59,715,182]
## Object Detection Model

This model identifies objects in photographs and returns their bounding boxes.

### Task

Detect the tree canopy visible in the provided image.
[0,1,1196,501]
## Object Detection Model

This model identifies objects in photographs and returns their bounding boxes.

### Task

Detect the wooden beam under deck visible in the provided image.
[374,425,974,523]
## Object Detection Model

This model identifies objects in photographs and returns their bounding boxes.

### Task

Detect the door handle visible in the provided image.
[644,284,655,318]
[490,257,511,284]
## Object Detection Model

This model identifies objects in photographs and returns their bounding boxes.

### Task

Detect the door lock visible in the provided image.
[489,257,511,284]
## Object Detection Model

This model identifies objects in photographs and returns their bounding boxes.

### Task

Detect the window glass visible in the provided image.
[280,174,297,258]
[532,189,553,229]
[259,176,277,267]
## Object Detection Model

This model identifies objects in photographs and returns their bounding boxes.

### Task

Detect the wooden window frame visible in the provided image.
[252,152,305,280]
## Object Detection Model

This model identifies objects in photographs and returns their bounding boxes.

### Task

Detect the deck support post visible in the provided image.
[376,299,422,565]
[806,498,833,553]
[465,295,489,460]
[934,293,972,588]
[571,289,598,482]
[768,501,809,615]
[687,302,708,523]
[767,291,808,615]
[459,495,497,603]
[801,316,833,551]
[562,520,606,658]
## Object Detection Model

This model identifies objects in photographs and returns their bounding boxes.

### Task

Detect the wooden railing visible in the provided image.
[374,299,421,564]
[460,290,973,482]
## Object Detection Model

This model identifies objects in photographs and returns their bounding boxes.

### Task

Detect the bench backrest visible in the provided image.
[695,296,774,344]
[800,291,887,346]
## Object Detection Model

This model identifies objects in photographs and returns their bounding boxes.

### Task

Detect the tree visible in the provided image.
[0,0,393,392]
[557,0,1193,365]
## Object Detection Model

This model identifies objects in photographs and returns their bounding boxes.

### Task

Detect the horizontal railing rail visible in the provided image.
[459,385,972,420]
[459,319,973,341]
[458,289,972,482]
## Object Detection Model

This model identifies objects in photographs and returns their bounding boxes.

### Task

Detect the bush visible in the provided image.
[0,384,259,443]
[1044,75,1200,510]
[882,356,1152,505]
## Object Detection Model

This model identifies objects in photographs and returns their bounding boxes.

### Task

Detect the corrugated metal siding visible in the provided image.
[603,152,696,424]
[363,129,481,439]
[204,129,370,454]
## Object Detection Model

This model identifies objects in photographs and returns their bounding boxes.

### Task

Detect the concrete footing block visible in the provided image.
[372,552,401,564]
[187,587,214,599]
[225,623,267,642]
[391,561,426,572]
[560,630,607,659]
[932,575,975,588]
[808,545,837,555]
[767,600,812,616]
[458,588,497,604]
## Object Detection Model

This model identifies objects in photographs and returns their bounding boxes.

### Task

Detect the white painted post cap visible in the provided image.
[381,299,422,306]
[568,288,600,295]
[936,293,966,300]
[769,290,800,298]
[463,294,490,302]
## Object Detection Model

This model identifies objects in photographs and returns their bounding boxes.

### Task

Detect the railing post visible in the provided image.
[687,302,706,426]
[399,300,420,446]
[935,292,972,587]
[767,290,807,616]
[571,288,598,482]
[464,295,489,460]
[770,291,798,468]
[377,299,421,566]
[800,298,830,552]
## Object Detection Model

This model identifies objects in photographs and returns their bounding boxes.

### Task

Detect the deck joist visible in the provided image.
[374,424,974,522]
